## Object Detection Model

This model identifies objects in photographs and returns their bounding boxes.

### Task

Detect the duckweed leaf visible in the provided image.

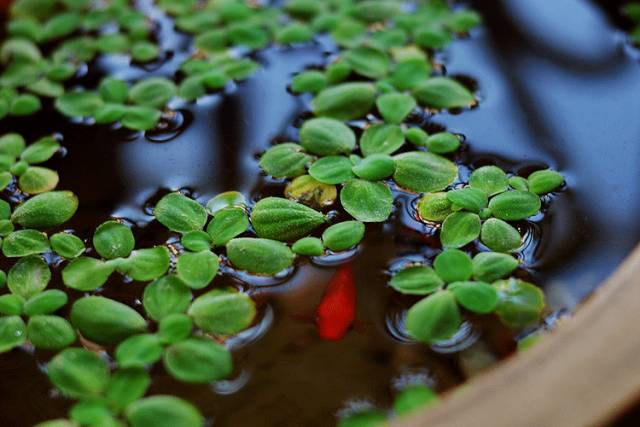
[93,220,135,259]
[433,249,472,283]
[62,257,115,291]
[125,395,204,427]
[360,123,405,156]
[527,169,564,195]
[0,316,26,353]
[47,348,110,398]
[393,385,439,416]
[143,275,192,321]
[129,77,176,109]
[188,288,256,335]
[10,94,41,115]
[488,191,541,221]
[105,368,151,412]
[311,82,375,120]
[24,289,67,316]
[493,278,545,328]
[292,236,324,256]
[98,78,128,103]
[389,266,443,295]
[309,155,354,184]
[393,151,457,193]
[0,133,25,156]
[55,91,103,117]
[469,166,509,196]
[322,221,365,252]
[405,290,461,343]
[446,187,487,213]
[340,179,393,222]
[206,207,249,246]
[19,167,59,194]
[163,338,232,383]
[158,314,193,344]
[325,62,351,84]
[259,143,311,178]
[176,250,219,289]
[391,58,432,91]
[509,176,528,192]
[448,281,498,314]
[351,153,395,181]
[115,334,163,368]
[2,229,50,257]
[11,191,78,228]
[93,103,126,124]
[417,192,453,222]
[120,247,171,281]
[8,255,50,299]
[291,70,327,94]
[338,410,387,427]
[276,23,313,44]
[376,92,416,124]
[205,191,246,215]
[154,192,207,233]
[69,398,112,426]
[413,77,475,109]
[0,294,22,315]
[121,106,162,131]
[299,118,356,156]
[480,218,521,253]
[70,296,147,344]
[426,132,460,154]
[250,197,325,241]
[472,252,519,282]
[131,41,160,62]
[226,238,295,275]
[440,212,481,248]
[343,46,390,79]
[27,315,76,350]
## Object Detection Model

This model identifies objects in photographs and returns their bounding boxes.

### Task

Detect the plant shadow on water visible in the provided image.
[1,0,640,426]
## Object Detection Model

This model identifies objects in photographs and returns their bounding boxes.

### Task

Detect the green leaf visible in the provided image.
[340,179,393,222]
[351,153,395,181]
[0,38,42,63]
[393,151,457,193]
[98,78,129,103]
[292,236,324,256]
[206,191,246,215]
[121,106,161,131]
[446,187,488,213]
[413,77,475,109]
[447,10,482,32]
[126,395,204,427]
[509,176,529,192]
[391,58,432,91]
[69,400,113,427]
[163,338,232,383]
[94,103,126,124]
[11,191,79,228]
[18,167,59,194]
[472,252,519,282]
[24,289,67,315]
[389,266,443,295]
[299,118,356,156]
[47,348,110,398]
[0,316,26,353]
[143,275,192,321]
[27,78,64,98]
[131,40,160,62]
[343,46,390,79]
[97,33,129,53]
[415,25,452,49]
[309,155,354,184]
[527,169,564,195]
[360,123,405,156]
[115,334,163,368]
[178,75,205,101]
[250,197,325,241]
[434,249,472,283]
[406,290,461,343]
[154,193,207,233]
[259,143,311,178]
[93,220,135,259]
[158,314,193,344]
[493,278,545,328]
[55,91,103,117]
[0,133,25,156]
[27,315,76,350]
[426,132,461,154]
[324,61,351,84]
[276,23,313,44]
[417,192,453,222]
[181,231,211,252]
[176,250,219,289]
[291,70,327,94]
[226,237,295,275]
[188,288,256,335]
[206,207,249,246]
[119,247,171,281]
[70,296,147,344]
[62,257,115,291]
[129,77,176,109]
[480,218,521,253]
[488,191,541,221]
[448,281,498,314]
[376,92,416,124]
[10,94,41,116]
[227,23,269,49]
[440,212,481,248]
[8,255,50,299]
[0,294,23,315]
[311,82,375,120]
[322,220,365,252]
[2,229,50,257]
[338,410,387,427]
[105,368,151,413]
[393,385,439,416]
[469,166,509,196]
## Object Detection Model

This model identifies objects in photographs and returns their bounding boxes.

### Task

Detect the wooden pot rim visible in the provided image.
[395,244,640,427]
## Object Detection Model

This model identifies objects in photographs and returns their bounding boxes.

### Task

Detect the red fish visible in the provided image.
[315,263,356,341]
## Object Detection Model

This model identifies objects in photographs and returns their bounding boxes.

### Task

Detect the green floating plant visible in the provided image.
[0,133,61,194]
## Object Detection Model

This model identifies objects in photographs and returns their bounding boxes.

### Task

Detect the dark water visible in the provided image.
[0,1,639,426]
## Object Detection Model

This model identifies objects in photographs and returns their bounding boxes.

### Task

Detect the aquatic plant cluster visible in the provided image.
[0,0,566,426]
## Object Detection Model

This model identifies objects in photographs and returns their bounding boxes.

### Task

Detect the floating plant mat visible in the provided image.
[0,0,640,426]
